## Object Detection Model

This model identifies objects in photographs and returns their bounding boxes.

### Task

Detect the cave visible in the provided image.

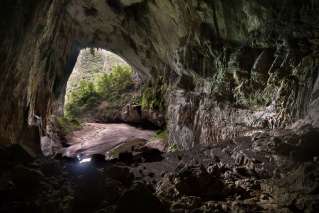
[55,48,163,159]
[1,0,319,212]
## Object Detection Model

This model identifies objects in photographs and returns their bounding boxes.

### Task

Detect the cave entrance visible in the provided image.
[52,48,166,162]
[64,48,135,122]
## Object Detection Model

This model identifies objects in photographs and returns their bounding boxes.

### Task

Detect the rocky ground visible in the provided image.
[1,124,319,213]
[63,123,155,158]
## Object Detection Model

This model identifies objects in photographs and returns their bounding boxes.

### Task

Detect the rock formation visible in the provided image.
[0,0,319,211]
[1,0,319,151]
[1,125,319,212]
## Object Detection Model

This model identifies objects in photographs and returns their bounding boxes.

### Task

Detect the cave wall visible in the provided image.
[0,0,56,150]
[0,0,319,151]
[0,0,81,151]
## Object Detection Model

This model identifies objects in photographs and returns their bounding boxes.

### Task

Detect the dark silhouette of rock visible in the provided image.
[104,165,134,187]
[116,183,169,213]
[118,151,134,164]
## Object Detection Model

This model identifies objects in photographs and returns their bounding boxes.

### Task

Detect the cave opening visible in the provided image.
[46,48,167,162]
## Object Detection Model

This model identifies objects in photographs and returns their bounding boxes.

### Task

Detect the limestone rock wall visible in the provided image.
[0,0,72,151]
[0,0,319,151]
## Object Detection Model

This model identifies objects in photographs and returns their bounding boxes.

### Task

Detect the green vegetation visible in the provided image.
[95,65,134,100]
[167,143,178,152]
[65,81,99,118]
[141,77,167,112]
[153,129,168,141]
[155,129,168,140]
[64,64,168,129]
[64,65,135,120]
[56,116,81,135]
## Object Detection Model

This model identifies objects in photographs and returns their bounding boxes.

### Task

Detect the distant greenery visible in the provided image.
[64,64,168,126]
[95,65,134,101]
[65,65,135,119]
[56,116,81,135]
[65,81,99,118]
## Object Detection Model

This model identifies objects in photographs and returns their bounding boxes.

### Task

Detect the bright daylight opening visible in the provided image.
[56,48,167,162]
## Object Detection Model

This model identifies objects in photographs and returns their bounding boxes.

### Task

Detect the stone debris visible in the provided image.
[1,125,319,212]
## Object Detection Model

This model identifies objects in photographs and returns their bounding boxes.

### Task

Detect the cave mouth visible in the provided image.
[49,48,167,161]
[63,48,135,123]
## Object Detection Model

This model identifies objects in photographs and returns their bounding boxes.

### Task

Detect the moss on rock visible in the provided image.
[141,77,167,113]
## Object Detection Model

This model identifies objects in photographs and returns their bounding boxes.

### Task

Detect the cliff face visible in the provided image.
[0,0,319,151]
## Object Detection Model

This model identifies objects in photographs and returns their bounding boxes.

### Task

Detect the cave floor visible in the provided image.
[63,123,155,158]
[1,126,319,212]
